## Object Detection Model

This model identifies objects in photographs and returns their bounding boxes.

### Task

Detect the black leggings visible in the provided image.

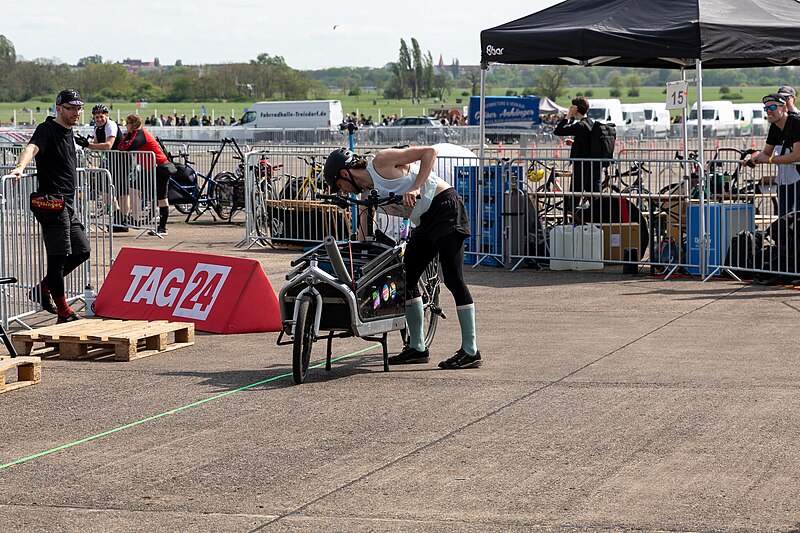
[405,230,472,307]
[46,252,90,298]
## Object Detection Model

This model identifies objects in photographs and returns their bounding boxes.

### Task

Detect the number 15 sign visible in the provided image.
[666,81,689,110]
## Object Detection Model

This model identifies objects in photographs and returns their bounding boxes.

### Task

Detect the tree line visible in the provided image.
[0,34,797,104]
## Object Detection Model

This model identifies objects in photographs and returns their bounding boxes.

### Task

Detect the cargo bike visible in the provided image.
[277,191,443,384]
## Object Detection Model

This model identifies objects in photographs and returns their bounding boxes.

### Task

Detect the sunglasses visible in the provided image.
[763,104,781,111]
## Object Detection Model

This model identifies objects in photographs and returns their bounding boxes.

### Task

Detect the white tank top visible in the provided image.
[366,160,443,225]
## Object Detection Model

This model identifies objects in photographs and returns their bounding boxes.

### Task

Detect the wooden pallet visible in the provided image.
[0,356,41,394]
[11,319,195,362]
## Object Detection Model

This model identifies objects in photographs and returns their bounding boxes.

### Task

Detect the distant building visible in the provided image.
[120,59,158,74]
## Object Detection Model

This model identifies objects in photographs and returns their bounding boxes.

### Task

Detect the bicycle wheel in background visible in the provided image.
[401,258,441,349]
[173,202,195,215]
[253,178,277,242]
[210,171,242,222]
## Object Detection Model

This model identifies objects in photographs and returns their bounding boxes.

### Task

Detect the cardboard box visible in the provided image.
[600,223,640,261]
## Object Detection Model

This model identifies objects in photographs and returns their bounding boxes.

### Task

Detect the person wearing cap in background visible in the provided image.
[81,103,130,232]
[778,85,798,117]
[750,93,800,217]
[8,89,91,323]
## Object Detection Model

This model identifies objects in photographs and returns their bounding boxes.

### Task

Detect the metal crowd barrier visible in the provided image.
[238,149,351,249]
[1,166,116,330]
[232,148,793,284]
[456,154,786,281]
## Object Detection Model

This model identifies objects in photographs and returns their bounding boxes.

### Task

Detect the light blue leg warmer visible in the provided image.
[406,297,425,351]
[457,304,477,355]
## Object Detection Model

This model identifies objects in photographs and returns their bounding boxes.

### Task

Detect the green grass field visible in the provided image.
[0,86,779,127]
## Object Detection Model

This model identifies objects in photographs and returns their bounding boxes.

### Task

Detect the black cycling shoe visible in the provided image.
[28,285,57,314]
[388,346,429,365]
[56,312,80,324]
[439,349,482,369]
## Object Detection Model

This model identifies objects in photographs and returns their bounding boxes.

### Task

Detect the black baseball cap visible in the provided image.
[56,89,84,106]
[762,93,787,105]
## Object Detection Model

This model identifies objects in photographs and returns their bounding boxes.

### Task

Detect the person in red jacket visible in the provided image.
[118,114,176,235]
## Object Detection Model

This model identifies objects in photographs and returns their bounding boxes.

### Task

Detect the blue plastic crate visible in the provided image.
[685,203,754,275]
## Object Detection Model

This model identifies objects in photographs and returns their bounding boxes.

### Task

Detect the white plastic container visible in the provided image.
[549,225,604,271]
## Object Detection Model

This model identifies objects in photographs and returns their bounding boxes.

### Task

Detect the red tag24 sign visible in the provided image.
[123,263,231,321]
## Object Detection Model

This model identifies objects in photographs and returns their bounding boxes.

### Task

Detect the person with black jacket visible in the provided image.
[9,89,91,323]
[553,97,602,216]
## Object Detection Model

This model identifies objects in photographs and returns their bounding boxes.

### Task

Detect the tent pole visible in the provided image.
[479,63,487,163]
[681,67,689,164]
[695,59,708,278]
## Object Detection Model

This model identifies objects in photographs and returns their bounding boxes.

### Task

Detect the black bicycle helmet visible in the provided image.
[324,148,365,192]
[92,104,109,115]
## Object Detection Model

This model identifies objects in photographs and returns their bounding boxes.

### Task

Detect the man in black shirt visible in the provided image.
[554,97,601,215]
[751,93,800,217]
[9,89,91,323]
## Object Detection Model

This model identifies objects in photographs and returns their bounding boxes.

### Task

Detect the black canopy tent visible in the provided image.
[480,0,800,69]
[479,0,800,276]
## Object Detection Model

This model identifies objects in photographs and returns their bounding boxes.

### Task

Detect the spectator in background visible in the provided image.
[118,114,177,236]
[778,85,798,117]
[750,93,800,217]
[81,104,129,232]
[553,96,600,216]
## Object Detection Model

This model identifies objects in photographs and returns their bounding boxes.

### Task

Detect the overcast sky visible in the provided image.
[5,0,561,70]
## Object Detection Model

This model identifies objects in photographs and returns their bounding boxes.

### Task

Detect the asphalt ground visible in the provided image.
[2,219,800,533]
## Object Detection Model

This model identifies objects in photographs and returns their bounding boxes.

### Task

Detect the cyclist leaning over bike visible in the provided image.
[118,113,177,235]
[323,146,482,369]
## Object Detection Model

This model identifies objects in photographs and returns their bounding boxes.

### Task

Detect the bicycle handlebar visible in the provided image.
[317,192,403,209]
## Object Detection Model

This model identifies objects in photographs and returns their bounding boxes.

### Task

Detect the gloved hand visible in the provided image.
[74,133,90,148]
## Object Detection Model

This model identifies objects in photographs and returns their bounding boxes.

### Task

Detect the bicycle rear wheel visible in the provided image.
[210,171,242,222]
[401,259,441,349]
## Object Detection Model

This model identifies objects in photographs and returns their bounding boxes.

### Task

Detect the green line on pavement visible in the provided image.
[0,345,380,470]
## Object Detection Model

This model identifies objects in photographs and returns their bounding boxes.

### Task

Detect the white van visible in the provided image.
[732,104,754,137]
[686,100,737,138]
[749,103,768,137]
[235,100,344,130]
[641,102,671,138]
[587,98,623,127]
[620,103,647,139]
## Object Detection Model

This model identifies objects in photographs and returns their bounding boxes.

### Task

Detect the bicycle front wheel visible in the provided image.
[293,294,315,384]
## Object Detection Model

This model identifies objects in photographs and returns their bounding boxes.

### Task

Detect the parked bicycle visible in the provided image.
[249,151,283,245]
[156,137,236,222]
